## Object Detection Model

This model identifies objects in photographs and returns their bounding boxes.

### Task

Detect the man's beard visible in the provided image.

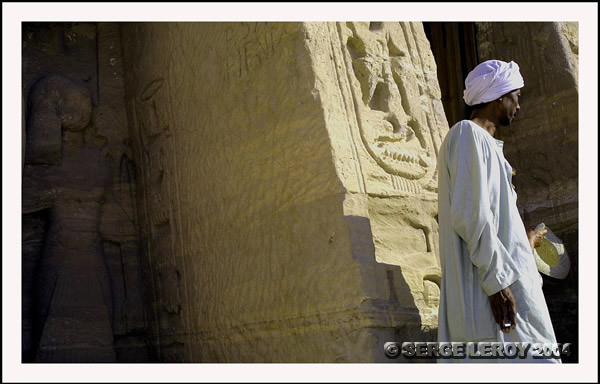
[499,115,512,126]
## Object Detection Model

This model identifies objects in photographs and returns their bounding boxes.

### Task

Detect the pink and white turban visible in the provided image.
[463,60,524,106]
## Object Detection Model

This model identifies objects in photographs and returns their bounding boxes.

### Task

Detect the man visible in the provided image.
[436,60,560,363]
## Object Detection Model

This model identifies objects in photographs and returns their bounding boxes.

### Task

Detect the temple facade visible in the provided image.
[21,21,578,363]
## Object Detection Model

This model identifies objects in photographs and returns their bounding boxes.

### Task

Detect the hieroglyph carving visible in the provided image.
[334,22,448,328]
[132,77,187,360]
[338,22,446,196]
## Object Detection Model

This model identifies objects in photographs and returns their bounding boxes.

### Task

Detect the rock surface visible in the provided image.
[120,22,448,362]
[22,21,577,363]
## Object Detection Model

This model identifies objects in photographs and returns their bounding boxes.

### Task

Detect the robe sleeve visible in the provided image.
[448,124,521,295]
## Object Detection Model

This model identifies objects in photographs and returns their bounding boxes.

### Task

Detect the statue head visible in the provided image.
[25,75,93,165]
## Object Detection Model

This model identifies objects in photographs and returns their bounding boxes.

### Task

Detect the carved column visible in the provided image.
[304,22,448,358]
[121,22,448,362]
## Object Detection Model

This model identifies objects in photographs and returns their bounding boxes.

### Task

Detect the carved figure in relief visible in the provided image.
[344,22,436,185]
[23,75,115,362]
[338,23,443,317]
[134,79,183,335]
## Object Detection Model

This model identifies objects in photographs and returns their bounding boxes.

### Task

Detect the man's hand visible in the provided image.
[527,227,548,252]
[488,287,517,333]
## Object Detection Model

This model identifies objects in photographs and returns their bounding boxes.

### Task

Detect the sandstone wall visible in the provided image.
[304,21,448,334]
[120,22,448,362]
[21,20,579,364]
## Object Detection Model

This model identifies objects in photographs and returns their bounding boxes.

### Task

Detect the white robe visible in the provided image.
[436,120,560,363]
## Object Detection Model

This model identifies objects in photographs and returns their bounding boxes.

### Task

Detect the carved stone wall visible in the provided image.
[475,22,579,363]
[22,22,148,362]
[120,22,448,362]
[305,22,448,336]
[24,20,577,364]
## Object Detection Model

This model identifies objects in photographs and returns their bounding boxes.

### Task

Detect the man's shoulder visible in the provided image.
[449,120,491,141]
[450,119,476,132]
[446,120,477,143]
[443,120,492,157]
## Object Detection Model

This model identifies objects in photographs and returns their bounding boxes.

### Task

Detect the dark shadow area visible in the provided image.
[343,212,433,363]
[22,22,151,363]
[423,22,478,126]
[538,229,579,364]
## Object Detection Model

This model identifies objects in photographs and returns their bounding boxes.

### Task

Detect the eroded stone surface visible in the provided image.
[121,22,364,362]
[23,21,577,363]
[305,22,447,332]
[120,22,448,362]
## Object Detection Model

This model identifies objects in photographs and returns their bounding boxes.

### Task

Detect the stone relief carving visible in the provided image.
[100,153,147,338]
[334,22,446,329]
[132,77,186,361]
[23,75,116,362]
[22,73,148,362]
[339,22,444,196]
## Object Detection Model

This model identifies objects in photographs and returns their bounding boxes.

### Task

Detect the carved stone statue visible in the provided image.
[23,74,116,362]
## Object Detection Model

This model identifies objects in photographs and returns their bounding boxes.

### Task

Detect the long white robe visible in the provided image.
[436,120,560,363]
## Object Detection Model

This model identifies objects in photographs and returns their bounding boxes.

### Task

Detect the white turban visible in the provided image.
[463,60,524,106]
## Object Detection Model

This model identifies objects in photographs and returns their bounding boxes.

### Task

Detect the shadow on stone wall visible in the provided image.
[344,213,437,363]
[22,22,150,363]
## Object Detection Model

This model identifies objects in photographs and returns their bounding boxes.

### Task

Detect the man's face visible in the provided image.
[499,89,521,126]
